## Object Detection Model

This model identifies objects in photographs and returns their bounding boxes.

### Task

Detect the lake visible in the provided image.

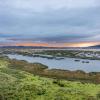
[7,54,100,72]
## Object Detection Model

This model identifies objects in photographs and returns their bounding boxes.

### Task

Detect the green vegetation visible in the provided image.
[35,50,100,60]
[0,57,100,100]
[6,59,100,84]
[34,50,78,58]
[2,48,100,60]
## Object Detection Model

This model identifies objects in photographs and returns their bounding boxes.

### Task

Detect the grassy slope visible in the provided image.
[0,58,100,100]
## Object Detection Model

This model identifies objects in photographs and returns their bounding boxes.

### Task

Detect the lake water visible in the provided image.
[7,54,100,72]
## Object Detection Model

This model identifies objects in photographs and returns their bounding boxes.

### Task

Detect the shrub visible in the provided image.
[53,79,65,87]
[96,92,100,99]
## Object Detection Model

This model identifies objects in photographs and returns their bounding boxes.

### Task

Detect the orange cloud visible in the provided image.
[64,42,100,47]
[16,42,49,47]
[15,41,100,47]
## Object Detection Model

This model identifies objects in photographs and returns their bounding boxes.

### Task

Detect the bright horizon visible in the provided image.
[0,42,100,47]
[15,42,100,47]
[0,0,100,47]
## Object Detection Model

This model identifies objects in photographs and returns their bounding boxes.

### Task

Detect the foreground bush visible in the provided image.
[0,57,100,100]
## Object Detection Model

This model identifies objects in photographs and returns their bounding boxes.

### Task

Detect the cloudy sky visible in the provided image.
[0,0,100,47]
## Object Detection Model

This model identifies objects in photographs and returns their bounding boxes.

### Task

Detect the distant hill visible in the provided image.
[1,45,100,49]
[86,45,100,49]
[0,46,69,49]
[0,46,52,49]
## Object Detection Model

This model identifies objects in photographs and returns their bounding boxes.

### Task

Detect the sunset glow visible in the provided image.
[16,43,49,47]
[0,0,100,47]
[14,42,100,47]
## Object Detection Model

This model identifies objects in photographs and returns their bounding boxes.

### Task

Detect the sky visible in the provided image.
[0,0,100,47]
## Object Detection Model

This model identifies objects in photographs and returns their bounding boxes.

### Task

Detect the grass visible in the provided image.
[0,57,100,100]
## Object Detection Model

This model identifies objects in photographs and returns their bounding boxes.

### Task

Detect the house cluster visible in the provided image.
[76,52,100,58]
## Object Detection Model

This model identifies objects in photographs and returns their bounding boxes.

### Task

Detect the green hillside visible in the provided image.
[0,57,100,100]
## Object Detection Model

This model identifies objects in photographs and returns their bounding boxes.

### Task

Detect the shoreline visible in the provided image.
[1,56,100,84]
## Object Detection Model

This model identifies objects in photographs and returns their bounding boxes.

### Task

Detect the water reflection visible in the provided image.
[7,54,100,72]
